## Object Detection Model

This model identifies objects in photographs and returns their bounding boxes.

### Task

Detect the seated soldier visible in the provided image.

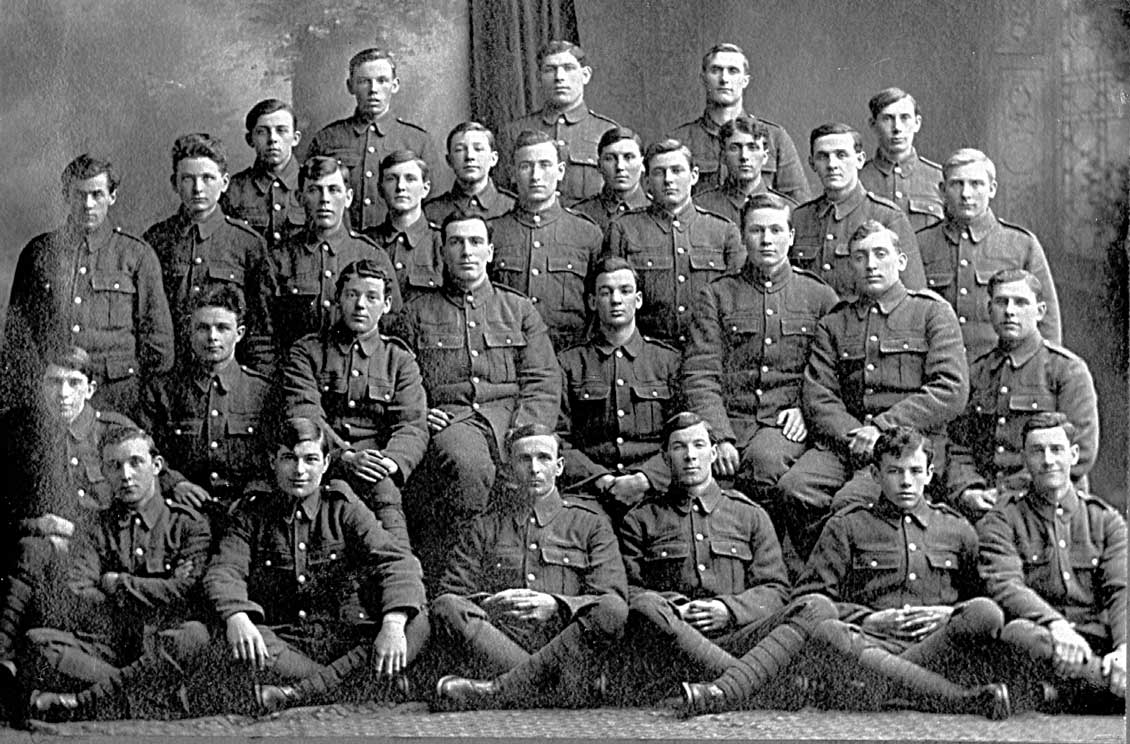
[557,257,681,520]
[203,417,428,713]
[797,426,1011,719]
[26,427,211,721]
[618,412,836,713]
[282,260,428,545]
[695,115,798,226]
[571,127,650,231]
[431,424,627,710]
[978,413,1126,712]
[423,121,515,224]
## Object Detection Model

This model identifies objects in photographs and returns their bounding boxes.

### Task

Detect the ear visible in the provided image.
[487,150,499,168]
[390,77,401,95]
[343,187,354,207]
[853,150,866,168]
[586,293,597,313]
[924,462,936,485]
[220,172,231,193]
[689,166,700,188]
[1034,300,1047,322]
[382,295,393,315]
[580,66,592,85]
[292,129,302,146]
[896,251,908,272]
[86,379,98,399]
[787,227,796,248]
[245,132,254,148]
[987,179,998,199]
[1068,442,1081,468]
[234,324,247,344]
[152,454,166,476]
[553,456,565,477]
[346,76,355,95]
[808,154,816,173]
[421,179,432,198]
[633,290,643,310]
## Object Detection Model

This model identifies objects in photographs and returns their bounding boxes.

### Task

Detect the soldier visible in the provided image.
[571,127,650,232]
[618,412,836,713]
[500,40,617,205]
[916,148,1061,362]
[2,154,174,413]
[557,257,682,519]
[790,123,924,299]
[778,221,967,559]
[224,99,306,249]
[204,417,428,713]
[696,115,798,226]
[946,270,1098,520]
[144,133,275,371]
[669,43,808,201]
[490,130,603,349]
[431,424,627,709]
[272,156,400,351]
[282,259,428,546]
[796,427,1011,719]
[308,48,437,232]
[602,139,743,344]
[978,413,1126,711]
[423,121,515,225]
[684,194,838,544]
[858,88,944,231]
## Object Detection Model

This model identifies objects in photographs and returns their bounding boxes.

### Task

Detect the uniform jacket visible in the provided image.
[858,149,945,232]
[366,214,445,298]
[502,103,618,204]
[571,185,650,233]
[423,179,516,225]
[693,180,798,227]
[223,156,305,248]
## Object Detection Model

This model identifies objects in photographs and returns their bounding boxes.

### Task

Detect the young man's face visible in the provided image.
[743,206,794,274]
[348,59,400,119]
[174,157,229,219]
[41,363,95,425]
[1023,426,1079,496]
[380,160,431,215]
[589,268,641,330]
[701,51,749,107]
[875,445,933,513]
[943,161,996,222]
[599,139,643,194]
[664,422,717,489]
[850,230,906,297]
[302,169,353,232]
[809,132,865,193]
[647,150,699,210]
[102,436,164,508]
[508,434,563,500]
[249,109,301,168]
[448,130,498,186]
[870,97,921,160]
[274,439,329,500]
[989,278,1046,344]
[442,218,493,288]
[723,131,768,183]
[65,173,116,232]
[514,141,565,208]
[338,275,390,336]
[539,50,590,109]
[190,306,244,366]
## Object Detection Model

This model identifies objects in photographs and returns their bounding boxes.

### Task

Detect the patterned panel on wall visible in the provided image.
[991,67,1049,228]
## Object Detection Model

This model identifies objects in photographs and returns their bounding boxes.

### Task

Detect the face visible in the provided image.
[539,50,591,109]
[943,161,997,221]
[648,150,699,210]
[743,207,794,273]
[989,279,1046,344]
[348,59,400,119]
[664,422,717,489]
[809,132,865,193]
[870,97,921,159]
[442,218,493,288]
[1023,426,1079,496]
[189,306,244,365]
[851,230,907,297]
[380,160,430,214]
[448,130,498,185]
[338,275,390,335]
[599,139,643,194]
[41,363,95,424]
[302,169,353,231]
[508,434,563,500]
[875,446,934,512]
[701,51,750,106]
[589,268,641,329]
[514,141,565,207]
[249,109,300,168]
[102,437,164,508]
[65,173,116,232]
[723,131,768,183]
[273,439,329,500]
[174,157,229,219]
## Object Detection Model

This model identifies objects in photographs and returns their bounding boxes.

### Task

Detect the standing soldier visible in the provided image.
[423,122,515,225]
[696,116,798,226]
[367,150,444,301]
[571,127,650,232]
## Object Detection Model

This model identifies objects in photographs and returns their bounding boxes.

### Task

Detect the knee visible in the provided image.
[430,593,484,634]
[1000,618,1048,650]
[159,621,211,664]
[789,593,839,629]
[951,597,1004,638]
[628,591,676,627]
[811,618,859,655]
[583,595,628,638]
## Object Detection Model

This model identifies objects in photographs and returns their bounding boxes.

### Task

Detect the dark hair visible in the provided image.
[190,284,246,324]
[988,268,1045,303]
[597,126,643,156]
[585,255,640,297]
[43,346,96,383]
[644,139,694,171]
[868,87,917,119]
[349,47,397,78]
[244,99,297,134]
[662,411,716,448]
[505,423,563,454]
[1022,412,1077,444]
[809,122,863,154]
[299,156,349,189]
[446,121,496,152]
[379,149,429,182]
[739,192,794,232]
[61,154,119,194]
[171,133,228,174]
[101,425,160,459]
[872,426,934,467]
[440,211,493,243]
[849,219,899,249]
[718,115,770,149]
[537,40,587,67]
[336,258,392,296]
[513,129,567,162]
[701,43,748,73]
[275,416,329,455]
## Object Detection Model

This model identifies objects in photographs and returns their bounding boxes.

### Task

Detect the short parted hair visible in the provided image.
[440,210,493,243]
[101,425,161,459]
[849,219,900,249]
[868,87,917,119]
[378,149,429,181]
[44,346,96,382]
[988,268,1045,303]
[191,283,246,323]
[585,255,640,297]
[299,156,349,189]
[336,258,392,296]
[719,115,770,148]
[62,154,119,193]
[740,192,794,232]
[172,133,228,174]
[644,139,695,171]
[662,411,717,448]
[597,126,643,156]
[701,42,748,72]
[349,47,397,78]
[872,426,935,468]
[513,129,567,162]
[1022,411,1077,444]
[505,423,563,455]
[942,147,997,181]
[809,122,864,154]
[244,99,296,134]
[537,40,587,67]
[275,416,329,455]
[446,121,496,152]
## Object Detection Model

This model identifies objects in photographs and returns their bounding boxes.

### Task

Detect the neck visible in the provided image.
[457,177,489,196]
[127,487,158,514]
[600,321,635,348]
[548,97,583,115]
[731,174,762,194]
[314,222,344,241]
[522,195,556,214]
[189,205,218,224]
[201,356,236,377]
[390,207,422,231]
[455,275,487,293]
[706,99,743,125]
[263,155,292,177]
[881,146,913,164]
[684,479,714,500]
[825,180,858,204]
[662,198,692,216]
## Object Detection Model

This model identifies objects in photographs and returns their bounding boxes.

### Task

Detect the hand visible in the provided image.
[861,606,952,641]
[1101,645,1126,698]
[959,488,998,514]
[847,425,881,458]
[605,473,651,507]
[594,474,616,493]
[99,572,122,594]
[372,611,408,676]
[427,408,453,433]
[173,481,213,508]
[342,449,398,483]
[1049,619,1093,677]
[173,559,195,579]
[226,612,271,670]
[482,588,558,623]
[715,441,740,477]
[683,599,732,634]
[26,513,75,538]
[777,407,808,443]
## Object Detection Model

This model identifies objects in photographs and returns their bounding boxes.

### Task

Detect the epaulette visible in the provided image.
[350,230,380,247]
[323,478,359,502]
[426,220,440,231]
[906,287,947,303]
[864,191,901,211]
[1041,339,1085,363]
[588,110,619,125]
[791,266,830,285]
[623,205,651,216]
[831,501,872,518]
[695,185,723,197]
[111,226,149,245]
[723,488,756,506]
[1079,491,1119,513]
[927,500,966,520]
[381,333,416,356]
[641,335,680,353]
[795,195,824,210]
[231,480,274,512]
[753,115,786,132]
[395,116,429,133]
[166,498,204,519]
[496,185,518,199]
[493,282,532,300]
[918,155,943,171]
[767,186,800,207]
[562,206,599,227]
[223,214,265,239]
[828,297,854,313]
[996,218,1039,240]
[560,495,603,516]
[95,409,137,428]
[239,363,270,381]
[692,204,732,223]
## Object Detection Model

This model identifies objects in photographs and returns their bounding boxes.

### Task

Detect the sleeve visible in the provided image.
[600,218,628,259]
[134,244,176,376]
[437,517,491,599]
[717,506,790,626]
[887,210,925,289]
[684,285,735,441]
[242,233,278,370]
[722,220,744,274]
[66,537,109,605]
[512,303,562,431]
[381,352,430,483]
[617,510,650,600]
[801,315,863,443]
[115,513,211,612]
[976,507,1065,627]
[793,515,873,623]
[556,357,611,484]
[769,128,810,204]
[553,514,627,619]
[1058,356,1100,479]
[941,424,989,513]
[203,507,265,622]
[0,243,43,404]
[280,340,348,449]
[1098,510,1127,647]
[953,521,985,601]
[1026,236,1062,345]
[345,500,426,616]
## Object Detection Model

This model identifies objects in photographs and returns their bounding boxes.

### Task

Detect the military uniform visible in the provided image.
[571,185,650,233]
[3,222,174,413]
[858,150,944,232]
[143,207,276,370]
[669,111,809,202]
[694,181,798,228]
[602,202,743,343]
[271,225,402,350]
[366,215,445,300]
[308,110,438,232]
[790,184,925,299]
[224,157,305,248]
[489,202,603,349]
[502,104,618,205]
[423,179,516,225]
[916,209,1062,362]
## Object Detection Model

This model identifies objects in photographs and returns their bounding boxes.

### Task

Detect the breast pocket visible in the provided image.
[908,197,944,224]
[546,250,588,316]
[90,272,136,328]
[206,261,246,286]
[721,312,763,370]
[640,538,691,590]
[790,237,822,268]
[779,316,818,370]
[878,335,929,389]
[570,378,610,408]
[630,381,672,433]
[540,545,589,594]
[709,538,753,592]
[1008,392,1056,415]
[849,546,902,599]
[482,330,527,381]
[689,244,726,276]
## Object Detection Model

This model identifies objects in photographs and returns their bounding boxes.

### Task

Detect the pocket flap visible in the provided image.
[791,237,821,262]
[91,273,136,293]
[908,198,944,218]
[207,263,246,284]
[689,247,725,271]
[926,273,954,290]
[879,336,929,354]
[573,380,610,400]
[367,381,395,402]
[632,252,674,270]
[483,331,528,348]
[643,540,690,561]
[226,414,260,436]
[925,550,960,570]
[630,382,672,401]
[710,539,752,561]
[547,254,586,276]
[853,550,900,570]
[1008,393,1056,413]
[781,317,816,336]
[541,545,590,568]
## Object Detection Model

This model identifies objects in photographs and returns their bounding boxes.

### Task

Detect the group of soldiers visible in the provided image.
[0,40,1123,724]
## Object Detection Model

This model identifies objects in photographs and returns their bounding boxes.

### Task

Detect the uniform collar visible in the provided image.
[869,148,920,176]
[668,480,724,514]
[252,156,299,194]
[599,184,649,212]
[531,488,565,526]
[855,282,909,318]
[376,213,432,248]
[539,101,590,126]
[70,221,114,251]
[697,108,751,137]
[513,199,564,227]
[1029,485,1079,516]
[743,259,793,289]
[177,205,225,240]
[593,328,644,358]
[452,179,508,210]
[195,358,240,394]
[647,201,696,233]
[350,108,392,134]
[115,490,167,530]
[66,405,99,440]
[304,224,350,254]
[817,183,867,220]
[721,178,765,205]
[873,496,932,528]
[333,323,383,358]
[286,488,322,524]
[996,332,1043,369]
[444,277,495,306]
[944,208,997,243]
